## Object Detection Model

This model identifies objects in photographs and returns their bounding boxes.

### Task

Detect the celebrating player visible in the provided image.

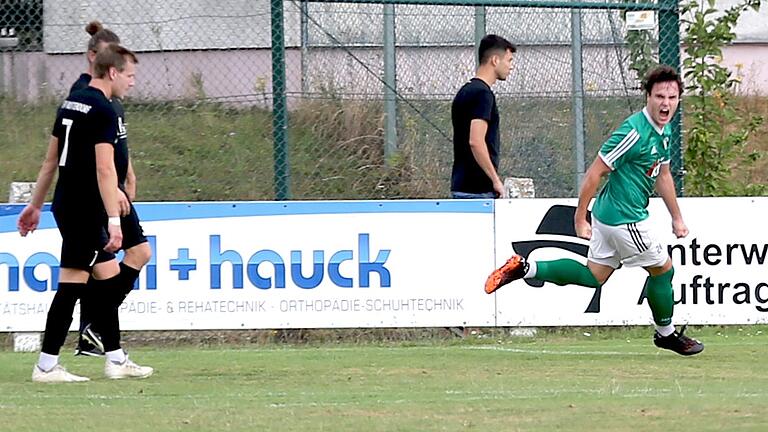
[485,65,704,356]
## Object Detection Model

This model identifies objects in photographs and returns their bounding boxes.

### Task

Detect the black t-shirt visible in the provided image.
[51,86,119,214]
[450,78,500,194]
[69,73,130,188]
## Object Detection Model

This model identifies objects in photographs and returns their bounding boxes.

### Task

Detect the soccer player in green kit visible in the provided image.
[485,65,703,356]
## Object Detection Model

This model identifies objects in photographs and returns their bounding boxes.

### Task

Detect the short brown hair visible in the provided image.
[93,43,138,78]
[85,20,120,52]
[478,34,517,65]
[643,65,683,96]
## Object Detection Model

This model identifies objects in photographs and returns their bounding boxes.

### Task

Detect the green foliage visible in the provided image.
[624,0,764,196]
[625,28,658,81]
[621,1,660,81]
[681,0,764,196]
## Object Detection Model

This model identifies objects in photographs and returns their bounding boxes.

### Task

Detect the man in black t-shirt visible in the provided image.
[70,69,150,359]
[451,34,517,198]
[18,43,153,383]
[63,21,152,358]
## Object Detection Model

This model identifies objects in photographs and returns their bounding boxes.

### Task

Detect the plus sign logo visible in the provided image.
[169,248,197,280]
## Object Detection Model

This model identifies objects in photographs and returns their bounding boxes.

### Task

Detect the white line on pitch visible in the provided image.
[462,345,652,356]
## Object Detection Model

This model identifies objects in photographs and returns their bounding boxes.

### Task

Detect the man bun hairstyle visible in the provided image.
[93,43,138,79]
[643,65,683,96]
[86,20,120,52]
[478,34,517,65]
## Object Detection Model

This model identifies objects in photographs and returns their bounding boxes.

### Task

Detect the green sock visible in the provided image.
[644,267,675,326]
[535,259,600,288]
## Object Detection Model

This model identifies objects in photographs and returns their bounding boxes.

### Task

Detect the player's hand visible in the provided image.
[672,218,689,238]
[493,179,507,199]
[104,224,123,253]
[575,218,592,240]
[17,205,41,237]
[117,189,131,216]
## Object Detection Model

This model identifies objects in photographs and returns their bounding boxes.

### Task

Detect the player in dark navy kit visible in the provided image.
[18,43,153,382]
[451,34,516,199]
[66,21,152,358]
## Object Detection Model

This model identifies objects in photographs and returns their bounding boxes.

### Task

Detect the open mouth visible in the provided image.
[659,108,670,120]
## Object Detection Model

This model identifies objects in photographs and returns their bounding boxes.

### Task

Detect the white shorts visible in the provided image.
[588,216,668,269]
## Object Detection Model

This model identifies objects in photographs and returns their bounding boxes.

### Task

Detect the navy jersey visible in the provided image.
[51,86,118,214]
[451,78,500,194]
[69,73,130,188]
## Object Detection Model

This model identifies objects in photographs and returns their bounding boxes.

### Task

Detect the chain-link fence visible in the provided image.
[0,0,680,201]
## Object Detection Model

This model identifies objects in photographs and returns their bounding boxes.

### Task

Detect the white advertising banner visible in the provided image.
[3,197,766,330]
[0,200,495,331]
[494,197,768,325]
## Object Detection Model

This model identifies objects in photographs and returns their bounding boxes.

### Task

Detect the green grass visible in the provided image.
[1,326,766,431]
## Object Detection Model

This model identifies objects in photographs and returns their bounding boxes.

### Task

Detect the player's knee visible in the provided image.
[125,243,151,267]
[646,258,673,276]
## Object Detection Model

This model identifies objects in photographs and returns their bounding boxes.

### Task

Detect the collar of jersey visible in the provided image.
[642,107,665,136]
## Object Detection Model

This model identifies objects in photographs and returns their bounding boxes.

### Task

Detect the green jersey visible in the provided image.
[592,108,671,226]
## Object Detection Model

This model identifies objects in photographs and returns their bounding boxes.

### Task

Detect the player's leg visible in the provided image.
[33,213,100,382]
[620,220,703,356]
[114,204,150,304]
[92,206,154,380]
[531,259,611,287]
[33,267,92,383]
[75,276,105,357]
[91,258,153,379]
[485,217,616,294]
[76,204,149,355]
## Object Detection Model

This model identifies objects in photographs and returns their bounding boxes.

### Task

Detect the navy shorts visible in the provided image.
[120,203,147,250]
[53,209,115,270]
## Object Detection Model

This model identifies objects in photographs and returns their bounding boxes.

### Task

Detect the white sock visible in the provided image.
[655,324,675,337]
[38,352,58,372]
[524,260,537,279]
[106,349,127,364]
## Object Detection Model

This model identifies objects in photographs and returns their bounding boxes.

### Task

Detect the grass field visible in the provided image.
[1,326,766,432]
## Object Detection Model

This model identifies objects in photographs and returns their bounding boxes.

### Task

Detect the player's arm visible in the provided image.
[655,163,688,238]
[28,136,59,208]
[575,122,635,239]
[469,119,505,198]
[574,156,611,240]
[124,159,136,201]
[96,143,123,251]
[17,136,59,236]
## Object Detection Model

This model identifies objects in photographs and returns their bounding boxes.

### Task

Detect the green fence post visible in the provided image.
[658,0,683,195]
[271,0,290,200]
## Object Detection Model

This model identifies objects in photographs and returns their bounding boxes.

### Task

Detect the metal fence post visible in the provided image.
[383,4,397,161]
[658,0,683,195]
[571,8,586,191]
[300,0,309,95]
[271,0,290,200]
[474,6,486,67]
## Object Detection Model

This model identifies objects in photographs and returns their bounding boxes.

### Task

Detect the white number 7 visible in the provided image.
[59,118,73,167]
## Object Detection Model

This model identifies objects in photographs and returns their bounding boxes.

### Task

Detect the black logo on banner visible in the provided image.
[511,204,619,313]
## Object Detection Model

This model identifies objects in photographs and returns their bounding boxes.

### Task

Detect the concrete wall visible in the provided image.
[40,0,768,52]
[2,1,767,103]
[3,42,768,106]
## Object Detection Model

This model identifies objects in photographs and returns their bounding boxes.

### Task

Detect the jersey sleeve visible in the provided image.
[51,107,63,137]
[469,88,494,122]
[87,103,119,148]
[598,120,639,170]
